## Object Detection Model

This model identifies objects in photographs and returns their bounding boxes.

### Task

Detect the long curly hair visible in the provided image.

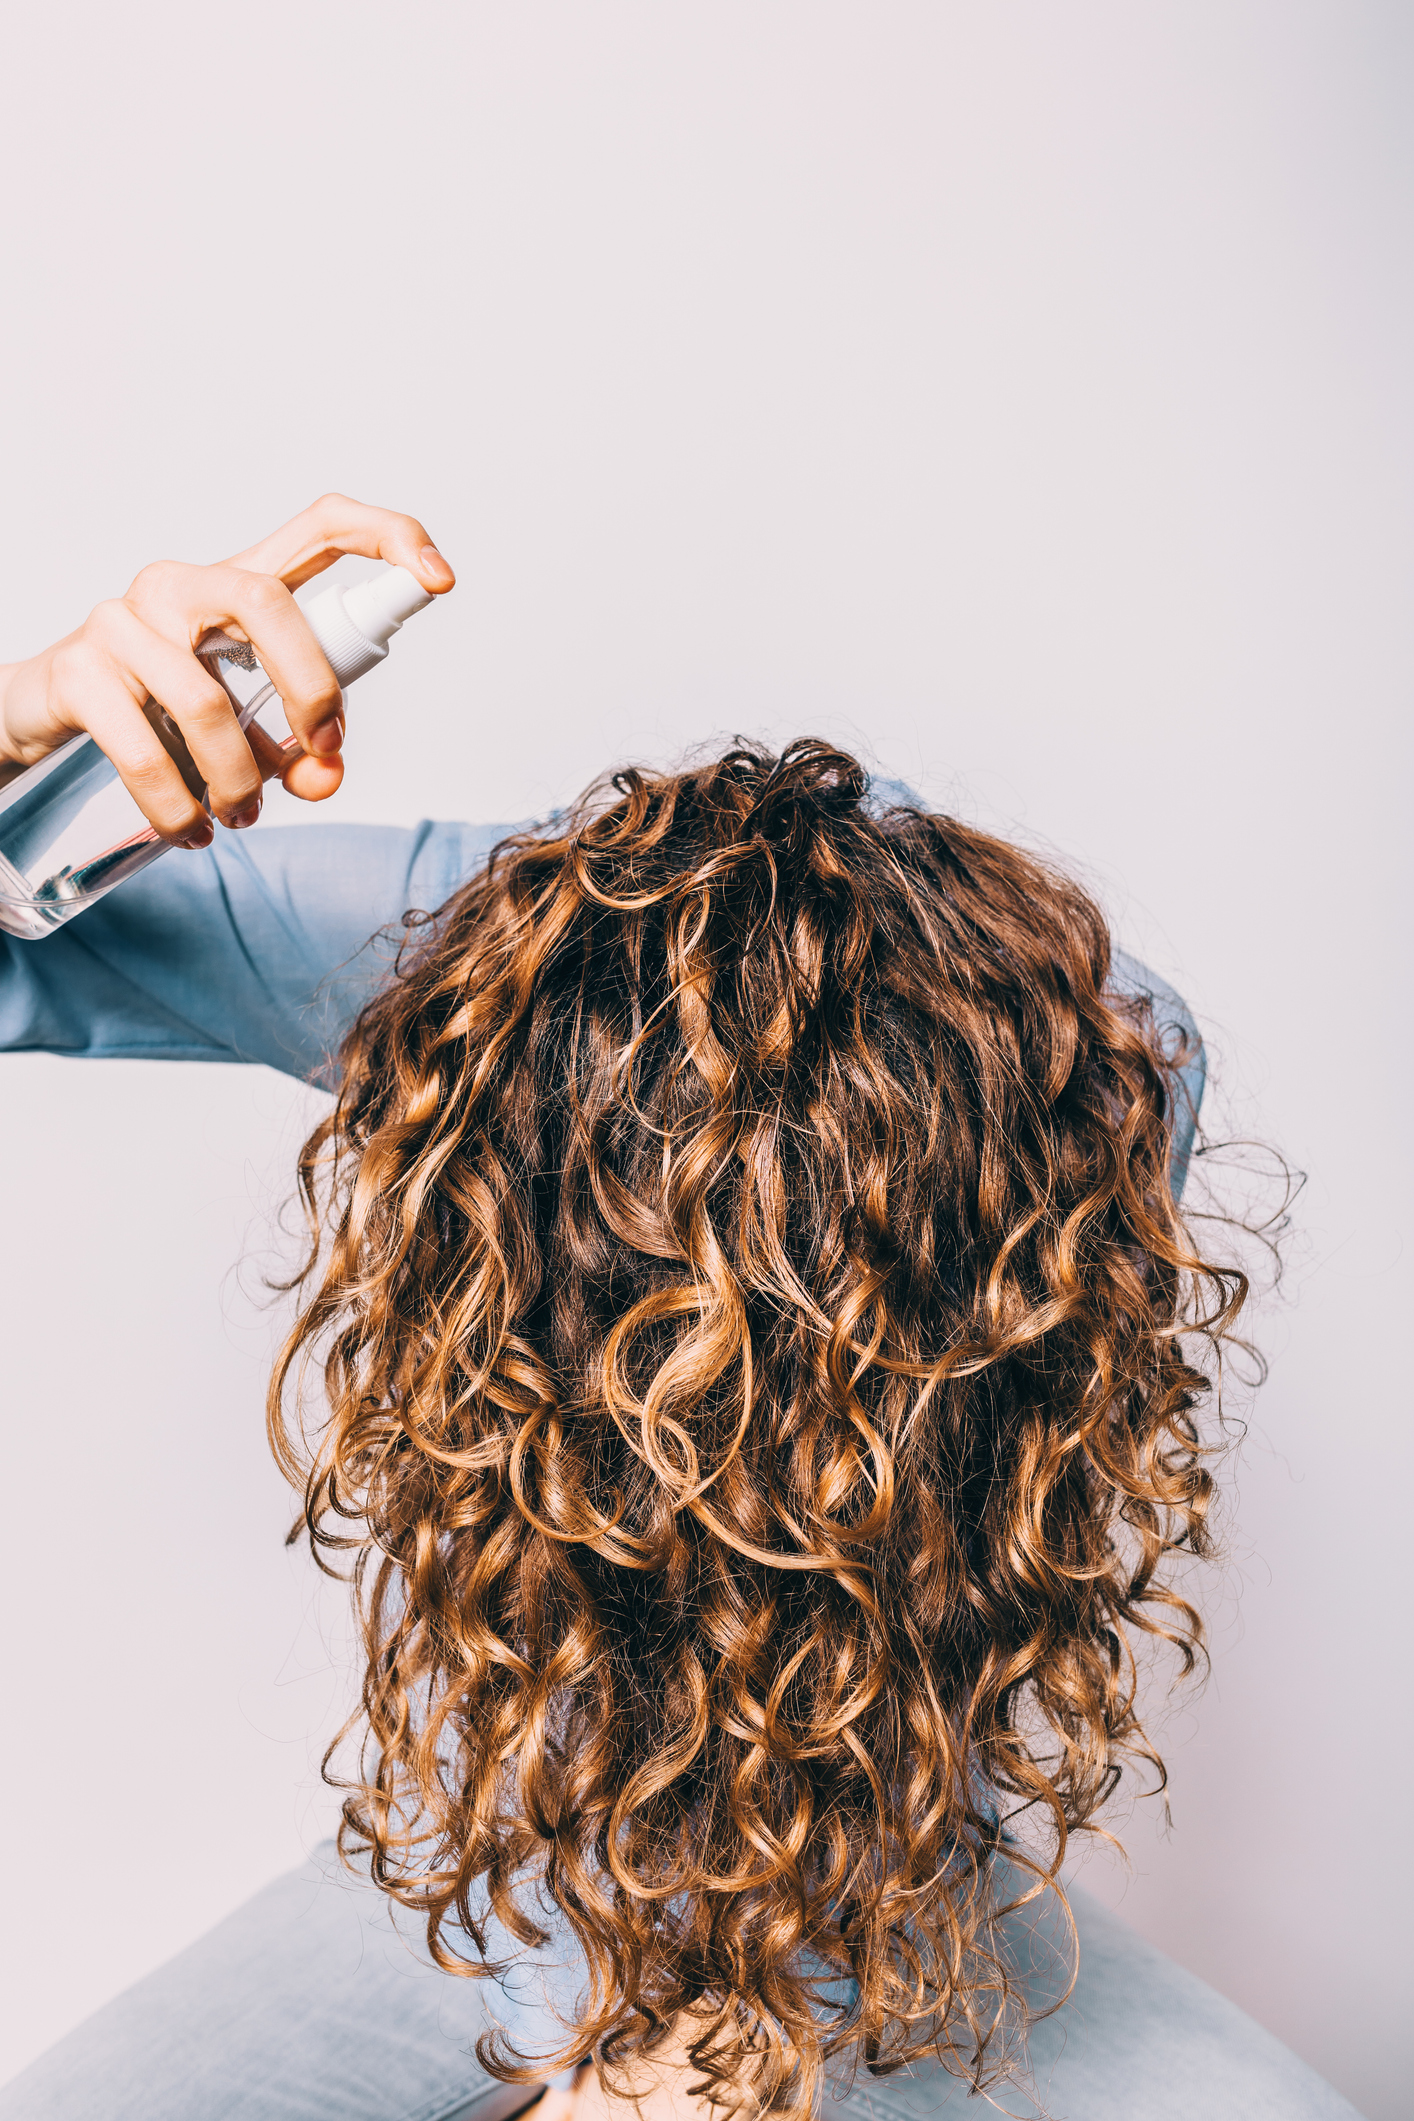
[270,740,1245,2111]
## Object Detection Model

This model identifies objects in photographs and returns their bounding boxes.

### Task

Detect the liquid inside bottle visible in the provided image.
[0,637,288,940]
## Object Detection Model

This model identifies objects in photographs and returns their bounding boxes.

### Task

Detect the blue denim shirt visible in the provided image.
[0,817,1204,1192]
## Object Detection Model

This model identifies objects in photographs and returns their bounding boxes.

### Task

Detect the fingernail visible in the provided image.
[178,821,214,851]
[228,796,262,830]
[419,543,454,587]
[309,713,344,757]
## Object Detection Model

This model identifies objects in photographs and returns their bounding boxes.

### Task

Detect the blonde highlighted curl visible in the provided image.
[271,741,1246,2111]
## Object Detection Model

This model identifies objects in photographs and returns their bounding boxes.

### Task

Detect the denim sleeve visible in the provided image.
[0,820,515,1086]
[1111,947,1206,1201]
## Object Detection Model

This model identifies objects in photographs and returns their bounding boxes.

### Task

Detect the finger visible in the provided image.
[99,601,265,828]
[47,640,213,847]
[242,717,344,804]
[280,746,344,803]
[226,492,455,596]
[130,564,346,758]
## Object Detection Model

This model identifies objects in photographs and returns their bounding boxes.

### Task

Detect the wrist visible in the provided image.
[0,663,21,776]
[0,654,59,781]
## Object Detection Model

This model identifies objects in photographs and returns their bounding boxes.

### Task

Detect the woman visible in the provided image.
[0,501,1356,2120]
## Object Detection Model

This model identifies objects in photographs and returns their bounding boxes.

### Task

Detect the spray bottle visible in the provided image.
[0,566,433,940]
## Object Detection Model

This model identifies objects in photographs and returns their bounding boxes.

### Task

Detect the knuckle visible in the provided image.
[176,674,238,726]
[123,749,171,794]
[237,570,291,616]
[83,596,129,644]
[50,638,96,691]
[126,757,198,827]
[285,676,341,729]
[206,747,262,801]
[127,558,182,604]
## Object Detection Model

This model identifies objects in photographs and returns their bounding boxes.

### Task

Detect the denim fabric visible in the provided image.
[0,815,1207,1195]
[819,1870,1365,2121]
[0,1844,568,2121]
[0,1844,1359,2119]
[0,819,511,1083]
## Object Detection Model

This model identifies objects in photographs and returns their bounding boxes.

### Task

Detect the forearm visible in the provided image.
[0,660,27,782]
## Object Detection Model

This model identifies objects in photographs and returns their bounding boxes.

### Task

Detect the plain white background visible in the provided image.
[0,5,1408,2116]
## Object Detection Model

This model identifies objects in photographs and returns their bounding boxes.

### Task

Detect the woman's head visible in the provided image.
[273,740,1243,2107]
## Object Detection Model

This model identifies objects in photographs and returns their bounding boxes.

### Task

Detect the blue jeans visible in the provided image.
[0,1842,1358,2119]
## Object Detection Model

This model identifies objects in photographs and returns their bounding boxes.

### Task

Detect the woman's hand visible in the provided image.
[0,495,454,848]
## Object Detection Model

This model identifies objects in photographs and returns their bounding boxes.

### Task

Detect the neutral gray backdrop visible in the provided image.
[0,6,1408,2118]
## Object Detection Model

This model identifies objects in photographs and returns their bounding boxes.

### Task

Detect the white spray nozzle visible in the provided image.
[301,565,437,689]
[342,566,434,648]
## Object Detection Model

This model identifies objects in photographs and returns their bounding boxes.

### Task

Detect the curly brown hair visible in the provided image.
[270,740,1244,2111]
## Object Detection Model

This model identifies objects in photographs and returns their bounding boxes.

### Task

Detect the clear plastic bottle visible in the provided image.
[0,567,433,940]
